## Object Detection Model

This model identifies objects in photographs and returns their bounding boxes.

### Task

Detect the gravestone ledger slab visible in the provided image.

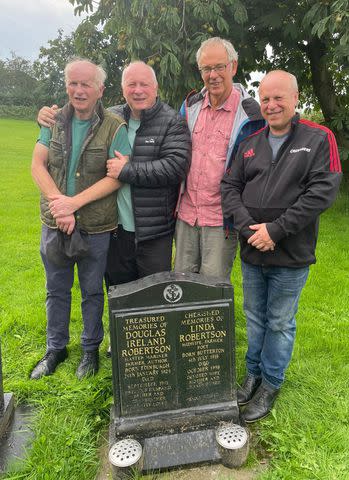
[108,272,246,476]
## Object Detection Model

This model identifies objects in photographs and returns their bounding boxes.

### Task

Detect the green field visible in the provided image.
[1,117,349,480]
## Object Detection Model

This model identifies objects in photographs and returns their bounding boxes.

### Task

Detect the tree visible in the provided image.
[70,0,249,106]
[242,0,349,166]
[70,0,349,170]
[0,53,38,106]
[32,27,125,107]
[74,20,127,105]
[33,29,78,107]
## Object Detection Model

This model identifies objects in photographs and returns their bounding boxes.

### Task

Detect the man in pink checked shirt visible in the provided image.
[174,37,265,282]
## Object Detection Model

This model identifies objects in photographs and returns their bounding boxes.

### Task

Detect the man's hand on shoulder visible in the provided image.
[56,214,75,235]
[49,195,79,218]
[248,223,275,252]
[106,151,129,179]
[38,104,58,128]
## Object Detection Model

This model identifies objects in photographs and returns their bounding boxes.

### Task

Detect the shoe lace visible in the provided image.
[41,351,54,361]
[83,351,96,359]
[254,387,270,406]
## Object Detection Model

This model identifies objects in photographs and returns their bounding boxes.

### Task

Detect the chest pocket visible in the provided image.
[213,128,230,159]
[83,146,107,174]
[192,124,204,152]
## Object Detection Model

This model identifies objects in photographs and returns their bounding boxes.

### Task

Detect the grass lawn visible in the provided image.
[1,117,348,480]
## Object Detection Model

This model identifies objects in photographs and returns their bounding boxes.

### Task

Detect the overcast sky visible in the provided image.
[0,0,86,61]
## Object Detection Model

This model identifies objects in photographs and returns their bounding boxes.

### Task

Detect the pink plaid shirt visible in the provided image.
[178,87,241,226]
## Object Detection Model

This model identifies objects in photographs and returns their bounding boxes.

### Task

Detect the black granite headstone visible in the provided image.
[108,272,246,475]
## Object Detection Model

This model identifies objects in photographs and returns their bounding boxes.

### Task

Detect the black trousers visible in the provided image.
[105,226,173,289]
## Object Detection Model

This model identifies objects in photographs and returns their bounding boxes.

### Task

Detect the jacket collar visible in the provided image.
[56,100,105,128]
[122,97,162,123]
[186,83,252,107]
[264,112,300,136]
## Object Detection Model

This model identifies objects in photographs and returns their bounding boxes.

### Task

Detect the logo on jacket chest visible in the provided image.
[290,147,311,153]
[243,148,255,158]
[144,137,155,144]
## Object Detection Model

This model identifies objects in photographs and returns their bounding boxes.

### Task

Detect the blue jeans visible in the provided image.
[241,261,309,389]
[40,225,110,351]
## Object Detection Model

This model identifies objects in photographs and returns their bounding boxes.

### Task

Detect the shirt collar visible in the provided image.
[202,86,240,111]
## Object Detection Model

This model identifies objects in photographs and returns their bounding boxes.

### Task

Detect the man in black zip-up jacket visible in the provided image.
[221,70,342,423]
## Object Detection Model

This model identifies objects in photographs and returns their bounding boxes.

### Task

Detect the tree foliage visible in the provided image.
[0,53,38,106]
[69,0,349,170]
[28,27,125,108]
[70,0,253,106]
[33,29,78,107]
[74,19,127,105]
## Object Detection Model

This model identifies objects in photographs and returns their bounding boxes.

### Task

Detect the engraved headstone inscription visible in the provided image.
[108,272,248,477]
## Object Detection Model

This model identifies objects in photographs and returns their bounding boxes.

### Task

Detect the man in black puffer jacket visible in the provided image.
[105,61,191,285]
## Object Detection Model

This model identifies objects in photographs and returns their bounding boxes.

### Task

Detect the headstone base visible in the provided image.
[110,400,240,437]
[0,393,15,438]
[109,425,249,479]
[143,429,221,470]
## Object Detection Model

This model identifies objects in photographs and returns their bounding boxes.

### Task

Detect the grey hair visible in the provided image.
[121,61,158,86]
[196,37,238,65]
[64,57,107,87]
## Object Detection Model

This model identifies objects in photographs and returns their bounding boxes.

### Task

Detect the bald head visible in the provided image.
[121,61,158,87]
[259,70,299,136]
[259,70,298,93]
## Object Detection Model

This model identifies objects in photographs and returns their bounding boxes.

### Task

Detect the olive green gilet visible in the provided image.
[40,102,125,233]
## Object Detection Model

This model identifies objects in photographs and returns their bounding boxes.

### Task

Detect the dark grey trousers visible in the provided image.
[40,225,110,351]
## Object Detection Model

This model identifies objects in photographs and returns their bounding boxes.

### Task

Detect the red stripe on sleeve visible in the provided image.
[246,125,268,139]
[300,119,342,172]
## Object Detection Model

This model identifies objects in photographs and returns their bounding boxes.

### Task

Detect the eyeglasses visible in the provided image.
[198,63,230,75]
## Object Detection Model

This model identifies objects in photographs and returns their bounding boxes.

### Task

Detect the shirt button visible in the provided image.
[76,172,80,177]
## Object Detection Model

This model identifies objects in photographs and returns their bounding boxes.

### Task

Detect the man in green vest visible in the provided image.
[30,58,131,380]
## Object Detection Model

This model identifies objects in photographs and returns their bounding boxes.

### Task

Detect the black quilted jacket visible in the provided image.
[109,98,191,242]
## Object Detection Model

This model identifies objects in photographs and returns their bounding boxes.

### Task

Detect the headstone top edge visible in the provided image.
[108,271,231,299]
